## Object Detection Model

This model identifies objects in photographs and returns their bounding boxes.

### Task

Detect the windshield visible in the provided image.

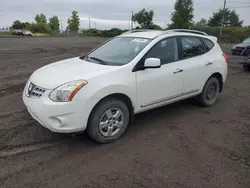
[84,37,151,65]
[243,38,250,43]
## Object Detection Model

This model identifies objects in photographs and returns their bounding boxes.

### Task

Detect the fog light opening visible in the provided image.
[49,116,63,128]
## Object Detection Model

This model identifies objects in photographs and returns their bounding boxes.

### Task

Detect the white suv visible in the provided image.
[23,29,228,143]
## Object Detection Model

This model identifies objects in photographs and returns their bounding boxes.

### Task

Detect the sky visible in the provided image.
[0,0,249,30]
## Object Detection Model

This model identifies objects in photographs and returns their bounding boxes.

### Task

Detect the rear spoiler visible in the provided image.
[207,36,218,42]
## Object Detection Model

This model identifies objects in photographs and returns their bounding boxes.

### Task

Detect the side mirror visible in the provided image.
[144,58,161,69]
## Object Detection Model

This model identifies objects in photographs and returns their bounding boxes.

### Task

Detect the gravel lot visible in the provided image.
[0,37,249,188]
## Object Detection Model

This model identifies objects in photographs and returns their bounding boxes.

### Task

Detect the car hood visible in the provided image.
[233,43,250,48]
[30,57,116,89]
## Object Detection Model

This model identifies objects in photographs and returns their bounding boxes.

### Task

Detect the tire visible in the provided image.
[196,77,220,107]
[243,64,250,72]
[87,98,130,144]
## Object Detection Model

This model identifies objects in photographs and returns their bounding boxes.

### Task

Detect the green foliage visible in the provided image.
[82,28,127,37]
[67,11,80,32]
[148,24,162,30]
[35,14,47,24]
[190,27,250,43]
[193,18,208,29]
[12,20,30,29]
[101,28,124,37]
[208,8,243,27]
[12,20,22,29]
[49,16,60,32]
[82,28,102,36]
[168,0,194,29]
[28,23,52,34]
[132,9,154,29]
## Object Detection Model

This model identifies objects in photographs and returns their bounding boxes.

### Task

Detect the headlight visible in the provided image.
[49,80,88,102]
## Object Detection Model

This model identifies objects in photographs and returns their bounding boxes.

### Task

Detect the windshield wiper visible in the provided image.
[88,56,108,65]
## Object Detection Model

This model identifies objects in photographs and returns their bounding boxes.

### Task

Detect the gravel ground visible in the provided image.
[0,37,249,188]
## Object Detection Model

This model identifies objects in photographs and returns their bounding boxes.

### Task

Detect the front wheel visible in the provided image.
[196,77,220,107]
[87,98,130,144]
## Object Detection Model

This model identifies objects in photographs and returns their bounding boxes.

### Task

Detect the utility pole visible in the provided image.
[88,17,91,29]
[131,11,133,31]
[220,0,227,40]
[60,20,63,32]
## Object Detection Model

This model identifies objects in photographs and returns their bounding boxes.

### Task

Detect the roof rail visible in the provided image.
[121,29,161,35]
[163,29,208,36]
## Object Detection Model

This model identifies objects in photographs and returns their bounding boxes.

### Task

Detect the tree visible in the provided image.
[22,22,30,29]
[49,16,60,32]
[148,24,162,30]
[208,8,243,27]
[28,23,52,33]
[12,21,30,29]
[193,18,208,29]
[132,9,154,29]
[168,0,194,29]
[67,11,80,32]
[12,20,22,29]
[35,13,47,24]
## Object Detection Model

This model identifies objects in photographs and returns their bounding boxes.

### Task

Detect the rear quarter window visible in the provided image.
[202,38,214,52]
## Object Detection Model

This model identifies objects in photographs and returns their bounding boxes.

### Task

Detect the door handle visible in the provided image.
[173,69,183,74]
[205,61,213,66]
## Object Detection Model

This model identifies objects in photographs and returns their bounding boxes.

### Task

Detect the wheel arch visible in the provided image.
[87,93,135,128]
[206,72,224,93]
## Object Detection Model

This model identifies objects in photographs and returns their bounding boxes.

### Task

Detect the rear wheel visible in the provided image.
[87,98,130,144]
[243,64,250,71]
[196,77,220,107]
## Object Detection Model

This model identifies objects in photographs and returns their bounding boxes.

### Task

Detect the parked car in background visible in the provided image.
[12,29,23,36]
[231,38,250,56]
[23,29,228,144]
[22,30,33,36]
[12,29,33,36]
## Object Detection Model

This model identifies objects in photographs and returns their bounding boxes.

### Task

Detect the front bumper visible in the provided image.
[22,84,88,133]
[232,47,250,56]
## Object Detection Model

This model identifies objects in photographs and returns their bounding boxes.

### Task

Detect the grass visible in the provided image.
[0,32,11,36]
[32,33,50,36]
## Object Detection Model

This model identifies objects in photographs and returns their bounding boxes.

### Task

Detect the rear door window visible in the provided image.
[180,36,205,59]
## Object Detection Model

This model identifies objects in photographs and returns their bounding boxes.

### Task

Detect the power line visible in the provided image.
[228,6,250,8]
[227,1,250,3]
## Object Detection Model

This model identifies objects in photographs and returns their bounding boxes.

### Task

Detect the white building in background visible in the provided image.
[0,27,10,32]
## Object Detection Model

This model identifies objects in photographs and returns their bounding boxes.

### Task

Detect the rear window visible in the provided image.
[202,38,214,52]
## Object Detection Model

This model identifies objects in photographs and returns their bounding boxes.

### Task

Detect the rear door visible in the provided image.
[177,36,212,94]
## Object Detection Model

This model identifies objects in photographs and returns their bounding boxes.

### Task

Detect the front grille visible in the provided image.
[26,82,46,98]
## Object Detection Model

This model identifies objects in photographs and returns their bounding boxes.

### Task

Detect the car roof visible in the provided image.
[120,30,163,39]
[120,29,217,42]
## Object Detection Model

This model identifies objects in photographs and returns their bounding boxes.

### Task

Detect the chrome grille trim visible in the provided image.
[26,82,46,98]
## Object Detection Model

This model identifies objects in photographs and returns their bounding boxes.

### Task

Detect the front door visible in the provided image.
[136,37,183,111]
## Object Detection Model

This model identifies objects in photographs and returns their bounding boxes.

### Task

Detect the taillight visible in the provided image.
[222,53,229,64]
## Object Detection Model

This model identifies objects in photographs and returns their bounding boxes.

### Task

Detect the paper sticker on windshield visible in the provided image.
[132,39,148,43]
